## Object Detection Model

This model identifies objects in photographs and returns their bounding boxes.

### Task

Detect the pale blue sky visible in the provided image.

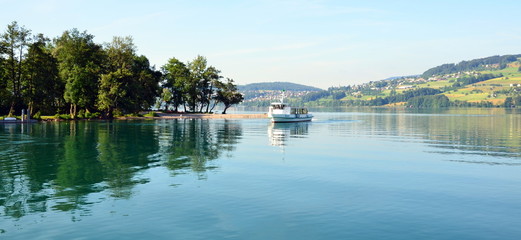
[2,0,521,89]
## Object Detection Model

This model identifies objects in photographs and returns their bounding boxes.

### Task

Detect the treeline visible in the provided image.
[422,54,521,78]
[300,88,444,107]
[0,21,242,118]
[452,73,502,87]
[406,95,450,108]
[360,88,442,106]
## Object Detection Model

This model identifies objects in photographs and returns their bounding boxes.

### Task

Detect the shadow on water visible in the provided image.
[0,119,242,220]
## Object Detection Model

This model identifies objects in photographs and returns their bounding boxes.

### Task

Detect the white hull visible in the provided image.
[268,92,313,123]
[269,114,313,123]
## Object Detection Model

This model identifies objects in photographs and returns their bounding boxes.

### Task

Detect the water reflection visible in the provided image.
[0,119,242,220]
[333,108,521,164]
[268,122,309,147]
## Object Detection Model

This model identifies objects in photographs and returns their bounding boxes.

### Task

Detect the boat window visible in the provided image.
[272,104,285,109]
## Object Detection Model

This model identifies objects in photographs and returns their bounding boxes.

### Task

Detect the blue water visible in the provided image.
[1,109,521,239]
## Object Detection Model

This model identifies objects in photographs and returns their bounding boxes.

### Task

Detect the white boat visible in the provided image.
[268,93,313,123]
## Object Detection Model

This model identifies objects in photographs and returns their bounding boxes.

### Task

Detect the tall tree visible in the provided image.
[0,33,7,113]
[97,36,135,118]
[161,57,190,112]
[187,55,222,113]
[53,29,104,118]
[98,36,161,118]
[214,78,244,114]
[203,66,221,113]
[24,34,61,115]
[187,55,207,112]
[1,21,31,115]
[128,55,161,112]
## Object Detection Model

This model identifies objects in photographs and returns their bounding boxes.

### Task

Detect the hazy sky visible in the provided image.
[2,0,521,89]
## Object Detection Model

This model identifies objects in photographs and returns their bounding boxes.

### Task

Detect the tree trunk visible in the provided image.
[222,104,230,114]
[28,101,33,116]
[107,106,114,119]
[70,104,77,119]
[209,100,218,113]
[8,101,15,117]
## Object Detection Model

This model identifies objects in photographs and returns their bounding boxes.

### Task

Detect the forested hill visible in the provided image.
[281,54,521,108]
[422,54,521,78]
[239,82,322,91]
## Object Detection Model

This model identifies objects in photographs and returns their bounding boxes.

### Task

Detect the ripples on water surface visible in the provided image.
[1,109,521,239]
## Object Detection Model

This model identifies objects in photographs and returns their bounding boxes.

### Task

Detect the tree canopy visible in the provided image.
[0,21,243,118]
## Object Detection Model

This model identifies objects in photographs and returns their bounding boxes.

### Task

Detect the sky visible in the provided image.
[2,0,521,89]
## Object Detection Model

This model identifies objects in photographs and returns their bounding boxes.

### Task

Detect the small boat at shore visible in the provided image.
[0,117,37,124]
[268,93,313,123]
[1,110,38,124]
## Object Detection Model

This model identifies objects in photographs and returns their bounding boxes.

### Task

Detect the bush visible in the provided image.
[143,112,158,117]
[113,109,123,117]
[85,112,101,119]
[77,109,86,119]
[54,113,72,120]
[123,113,142,117]
[32,111,42,120]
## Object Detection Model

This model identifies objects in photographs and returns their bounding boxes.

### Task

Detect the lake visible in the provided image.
[1,108,521,239]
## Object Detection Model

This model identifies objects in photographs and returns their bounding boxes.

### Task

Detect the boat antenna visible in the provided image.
[280,90,285,103]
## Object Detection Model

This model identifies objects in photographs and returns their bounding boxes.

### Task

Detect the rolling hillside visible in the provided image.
[294,54,521,108]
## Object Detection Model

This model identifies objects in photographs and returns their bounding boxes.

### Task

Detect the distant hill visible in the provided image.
[422,54,521,78]
[238,82,323,92]
[274,54,521,108]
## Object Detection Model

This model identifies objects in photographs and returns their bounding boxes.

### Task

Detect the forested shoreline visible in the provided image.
[0,21,243,119]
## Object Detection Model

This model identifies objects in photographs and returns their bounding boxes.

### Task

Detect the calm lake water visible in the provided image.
[1,108,521,239]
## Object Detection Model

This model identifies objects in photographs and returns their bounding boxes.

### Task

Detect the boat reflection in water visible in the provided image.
[268,121,310,147]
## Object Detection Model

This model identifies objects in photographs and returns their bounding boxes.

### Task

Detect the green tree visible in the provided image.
[53,29,104,118]
[1,21,31,116]
[97,36,135,118]
[129,55,161,112]
[98,70,131,118]
[186,55,222,113]
[214,78,244,114]
[161,57,190,112]
[24,34,61,115]
[98,37,161,118]
[202,66,221,113]
[0,35,7,113]
[158,88,173,111]
[187,55,207,112]
[504,97,514,108]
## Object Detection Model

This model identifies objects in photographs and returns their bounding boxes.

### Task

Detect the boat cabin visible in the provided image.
[271,103,287,110]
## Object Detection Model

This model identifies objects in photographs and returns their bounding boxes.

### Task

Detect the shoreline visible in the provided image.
[116,113,268,120]
[2,113,268,123]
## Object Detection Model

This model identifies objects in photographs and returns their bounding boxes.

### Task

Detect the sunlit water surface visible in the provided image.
[1,108,521,239]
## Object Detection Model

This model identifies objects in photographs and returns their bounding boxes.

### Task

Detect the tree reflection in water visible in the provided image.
[0,119,242,220]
